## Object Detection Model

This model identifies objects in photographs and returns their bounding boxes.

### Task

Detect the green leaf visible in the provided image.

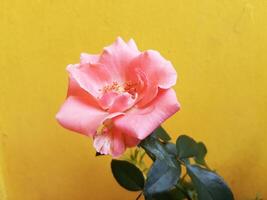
[164,143,178,156]
[140,135,183,198]
[111,160,145,191]
[176,135,198,159]
[181,180,195,191]
[151,188,187,200]
[140,135,179,168]
[187,165,234,200]
[144,159,181,197]
[194,142,207,165]
[168,188,187,200]
[153,126,171,142]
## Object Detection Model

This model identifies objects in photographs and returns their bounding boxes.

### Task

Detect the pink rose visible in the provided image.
[56,37,180,157]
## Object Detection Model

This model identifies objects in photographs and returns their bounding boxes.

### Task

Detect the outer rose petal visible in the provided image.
[93,128,125,157]
[114,89,180,140]
[80,53,100,64]
[56,96,108,136]
[141,50,177,89]
[93,127,140,157]
[67,76,100,109]
[67,63,111,97]
[124,134,140,147]
[56,96,124,136]
[111,131,125,157]
[127,39,140,52]
[99,37,139,82]
[93,132,113,155]
[67,76,88,98]
[113,131,140,155]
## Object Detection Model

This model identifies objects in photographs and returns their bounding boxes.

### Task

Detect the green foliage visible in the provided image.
[176,135,198,159]
[164,143,178,156]
[176,135,210,169]
[124,148,149,174]
[187,165,234,200]
[152,126,171,142]
[109,127,235,200]
[111,160,145,191]
[144,159,181,197]
[194,142,207,166]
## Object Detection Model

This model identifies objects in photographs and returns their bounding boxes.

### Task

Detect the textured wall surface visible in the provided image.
[0,138,6,200]
[0,0,267,199]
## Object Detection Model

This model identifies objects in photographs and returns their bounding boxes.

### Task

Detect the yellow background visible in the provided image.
[0,0,267,199]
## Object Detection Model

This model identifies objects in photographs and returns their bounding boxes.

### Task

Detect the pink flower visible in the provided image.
[56,37,180,157]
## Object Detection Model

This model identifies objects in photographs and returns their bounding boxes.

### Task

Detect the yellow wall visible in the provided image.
[0,132,7,200]
[0,0,267,199]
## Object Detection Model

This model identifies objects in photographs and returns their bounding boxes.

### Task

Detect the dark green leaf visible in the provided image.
[181,180,195,191]
[140,135,184,199]
[144,159,181,197]
[140,135,179,168]
[151,188,187,200]
[153,126,171,142]
[194,142,207,165]
[111,160,145,191]
[164,143,178,156]
[187,165,234,200]
[176,135,198,159]
[168,188,187,200]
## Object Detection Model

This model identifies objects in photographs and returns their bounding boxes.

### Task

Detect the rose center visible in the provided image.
[101,81,138,97]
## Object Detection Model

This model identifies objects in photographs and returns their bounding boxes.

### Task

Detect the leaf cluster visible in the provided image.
[110,127,234,200]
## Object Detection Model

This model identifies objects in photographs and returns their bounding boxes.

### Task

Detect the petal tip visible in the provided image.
[55,112,61,122]
[116,36,124,42]
[66,64,79,72]
[127,38,139,50]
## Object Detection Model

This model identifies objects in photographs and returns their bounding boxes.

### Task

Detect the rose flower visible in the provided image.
[56,37,180,156]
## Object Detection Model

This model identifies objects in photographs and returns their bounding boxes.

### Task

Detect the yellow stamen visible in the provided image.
[101,81,138,98]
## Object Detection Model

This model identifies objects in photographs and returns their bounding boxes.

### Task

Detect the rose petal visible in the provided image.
[141,50,177,89]
[93,132,112,155]
[56,96,124,137]
[80,53,100,64]
[109,93,136,113]
[124,134,140,147]
[93,127,139,157]
[114,89,180,139]
[99,37,139,82]
[128,50,177,107]
[93,128,125,157]
[98,91,119,110]
[111,130,126,157]
[56,96,108,136]
[67,63,111,97]
[127,38,140,52]
[67,76,100,108]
